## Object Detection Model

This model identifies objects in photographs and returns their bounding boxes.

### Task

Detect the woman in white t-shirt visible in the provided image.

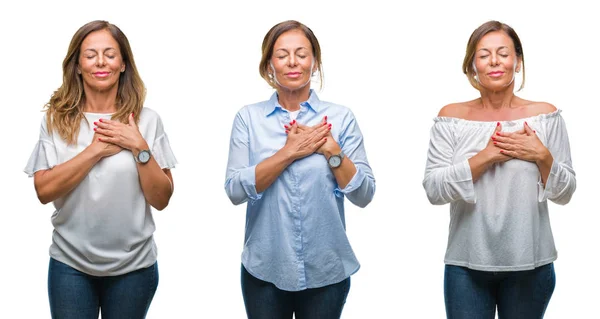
[423,20,576,318]
[25,20,176,319]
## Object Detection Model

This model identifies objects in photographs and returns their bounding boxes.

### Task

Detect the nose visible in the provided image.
[96,54,106,67]
[490,53,499,66]
[288,54,298,67]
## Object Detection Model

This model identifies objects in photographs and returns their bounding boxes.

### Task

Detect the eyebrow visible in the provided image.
[83,47,117,53]
[477,46,509,52]
[274,47,309,53]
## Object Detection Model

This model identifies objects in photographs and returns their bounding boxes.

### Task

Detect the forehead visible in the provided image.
[476,31,514,50]
[81,29,119,50]
[273,29,312,50]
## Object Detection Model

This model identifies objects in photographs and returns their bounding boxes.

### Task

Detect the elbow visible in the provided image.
[225,188,247,206]
[37,194,51,205]
[426,193,447,205]
[35,186,52,205]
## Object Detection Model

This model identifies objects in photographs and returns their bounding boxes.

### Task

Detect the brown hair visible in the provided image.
[45,20,145,144]
[259,20,324,90]
[462,20,525,91]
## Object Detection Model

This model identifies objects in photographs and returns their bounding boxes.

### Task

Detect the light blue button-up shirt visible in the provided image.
[225,90,375,291]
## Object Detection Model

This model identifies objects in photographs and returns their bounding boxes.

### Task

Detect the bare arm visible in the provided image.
[34,134,121,204]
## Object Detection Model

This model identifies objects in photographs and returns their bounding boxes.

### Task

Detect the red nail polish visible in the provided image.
[93,122,97,125]
[497,122,500,126]
[293,120,296,124]
[493,142,497,145]
[325,116,328,121]
[491,137,496,141]
[132,112,134,116]
[525,121,528,126]
[324,138,327,141]
[285,130,289,134]
[93,128,97,131]
[99,119,103,122]
[496,132,500,136]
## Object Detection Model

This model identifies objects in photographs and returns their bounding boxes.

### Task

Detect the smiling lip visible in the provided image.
[488,71,504,77]
[285,72,301,79]
[93,72,110,78]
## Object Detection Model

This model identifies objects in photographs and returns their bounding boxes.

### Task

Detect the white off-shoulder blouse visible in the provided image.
[24,108,177,276]
[423,110,576,271]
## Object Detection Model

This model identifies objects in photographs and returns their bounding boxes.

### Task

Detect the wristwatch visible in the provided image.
[135,149,152,164]
[328,151,344,168]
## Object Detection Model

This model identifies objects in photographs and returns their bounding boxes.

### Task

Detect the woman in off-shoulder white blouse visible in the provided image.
[423,21,576,319]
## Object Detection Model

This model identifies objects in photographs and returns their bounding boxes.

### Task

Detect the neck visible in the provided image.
[479,86,515,110]
[276,85,311,111]
[82,84,119,113]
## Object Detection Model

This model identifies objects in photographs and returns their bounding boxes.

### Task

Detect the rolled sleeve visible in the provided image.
[335,110,376,208]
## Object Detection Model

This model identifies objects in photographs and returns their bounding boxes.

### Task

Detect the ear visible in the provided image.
[76,66,81,74]
[121,64,126,73]
[515,58,522,73]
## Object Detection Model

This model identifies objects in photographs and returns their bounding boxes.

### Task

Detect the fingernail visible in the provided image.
[99,119,103,122]
[93,122,98,125]
[293,120,296,124]
[525,121,528,126]
[533,130,536,133]
[325,116,328,121]
[284,125,289,129]
[324,138,327,141]
[497,122,500,126]
[493,142,497,145]
[491,137,496,141]
[285,130,289,134]
[93,128,97,131]
[496,132,500,136]
[132,112,134,116]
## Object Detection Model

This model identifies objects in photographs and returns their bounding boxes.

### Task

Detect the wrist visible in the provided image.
[324,145,342,160]
[132,140,149,157]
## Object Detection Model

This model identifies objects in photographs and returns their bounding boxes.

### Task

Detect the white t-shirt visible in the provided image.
[423,110,576,271]
[25,108,177,276]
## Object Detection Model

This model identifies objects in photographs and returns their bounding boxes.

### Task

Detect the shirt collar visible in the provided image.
[264,89,322,117]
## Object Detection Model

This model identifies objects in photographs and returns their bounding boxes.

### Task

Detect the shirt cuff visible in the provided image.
[334,166,367,197]
[538,159,559,202]
[239,165,263,201]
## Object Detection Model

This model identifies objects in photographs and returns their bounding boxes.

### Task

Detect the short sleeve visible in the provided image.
[24,115,58,177]
[151,115,177,169]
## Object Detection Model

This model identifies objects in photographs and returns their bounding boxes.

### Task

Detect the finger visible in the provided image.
[494,122,502,133]
[523,121,533,136]
[493,141,514,151]
[289,121,298,134]
[94,120,111,129]
[93,127,114,137]
[499,149,517,158]
[322,115,328,124]
[128,112,137,128]
[313,137,327,150]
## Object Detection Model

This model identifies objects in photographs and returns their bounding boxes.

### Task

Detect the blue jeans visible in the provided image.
[48,258,158,319]
[444,263,556,319]
[241,265,350,319]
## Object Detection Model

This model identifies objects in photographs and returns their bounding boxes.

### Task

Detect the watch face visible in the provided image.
[329,155,341,167]
[138,151,151,163]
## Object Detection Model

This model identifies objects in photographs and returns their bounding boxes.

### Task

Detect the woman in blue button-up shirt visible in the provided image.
[225,20,376,319]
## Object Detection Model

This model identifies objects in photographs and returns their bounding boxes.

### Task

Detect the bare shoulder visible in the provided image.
[437,100,476,118]
[518,99,557,116]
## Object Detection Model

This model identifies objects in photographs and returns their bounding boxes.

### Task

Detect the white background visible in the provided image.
[1,0,598,318]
